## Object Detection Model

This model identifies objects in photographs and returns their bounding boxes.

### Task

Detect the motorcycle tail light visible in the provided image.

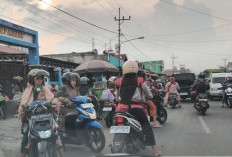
[191,91,196,94]
[116,116,124,126]
[201,96,206,99]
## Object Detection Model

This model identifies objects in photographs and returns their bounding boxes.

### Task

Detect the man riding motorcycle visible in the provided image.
[79,77,93,96]
[116,60,161,157]
[221,76,232,107]
[191,72,210,101]
[165,77,181,107]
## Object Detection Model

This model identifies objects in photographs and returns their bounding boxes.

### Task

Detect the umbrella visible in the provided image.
[73,60,119,74]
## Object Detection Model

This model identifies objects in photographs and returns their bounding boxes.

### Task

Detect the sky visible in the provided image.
[1,0,232,73]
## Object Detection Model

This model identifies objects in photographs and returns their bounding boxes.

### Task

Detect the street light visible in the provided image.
[117,36,144,76]
[121,36,145,44]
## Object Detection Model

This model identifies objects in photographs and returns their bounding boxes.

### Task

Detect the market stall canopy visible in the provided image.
[73,60,119,74]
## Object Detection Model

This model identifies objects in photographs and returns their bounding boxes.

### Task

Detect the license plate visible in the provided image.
[110,126,130,134]
[103,107,112,111]
[199,99,208,102]
[180,93,188,95]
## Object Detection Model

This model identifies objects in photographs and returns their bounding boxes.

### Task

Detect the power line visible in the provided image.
[16,0,103,46]
[18,0,113,44]
[40,0,117,34]
[147,38,232,43]
[160,0,232,23]
[0,14,97,46]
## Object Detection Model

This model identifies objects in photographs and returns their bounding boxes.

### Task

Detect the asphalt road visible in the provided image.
[1,100,232,157]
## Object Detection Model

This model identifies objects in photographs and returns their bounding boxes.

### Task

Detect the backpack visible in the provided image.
[196,79,207,92]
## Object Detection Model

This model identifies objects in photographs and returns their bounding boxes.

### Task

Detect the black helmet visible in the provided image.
[62,72,80,85]
[199,72,205,79]
[80,77,90,85]
[27,69,49,85]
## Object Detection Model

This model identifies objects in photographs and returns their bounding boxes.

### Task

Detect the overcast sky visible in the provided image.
[1,0,232,73]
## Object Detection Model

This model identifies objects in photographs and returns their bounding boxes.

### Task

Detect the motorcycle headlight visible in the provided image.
[88,109,97,120]
[227,87,232,93]
[38,130,51,139]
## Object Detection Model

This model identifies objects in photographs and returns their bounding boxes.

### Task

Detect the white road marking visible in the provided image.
[199,116,211,134]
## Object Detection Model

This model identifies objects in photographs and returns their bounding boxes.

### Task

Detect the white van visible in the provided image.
[209,73,232,99]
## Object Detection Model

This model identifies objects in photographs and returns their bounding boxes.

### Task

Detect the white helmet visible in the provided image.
[122,60,138,75]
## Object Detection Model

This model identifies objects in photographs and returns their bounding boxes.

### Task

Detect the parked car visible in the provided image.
[209,73,232,100]
[173,73,196,101]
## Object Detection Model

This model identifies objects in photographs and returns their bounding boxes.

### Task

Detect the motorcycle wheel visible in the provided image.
[97,107,103,120]
[111,133,127,153]
[88,128,105,153]
[157,108,167,124]
[47,141,57,157]
[228,99,232,108]
[201,109,206,115]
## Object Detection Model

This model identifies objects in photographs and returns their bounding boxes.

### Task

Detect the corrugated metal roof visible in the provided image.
[0,45,27,54]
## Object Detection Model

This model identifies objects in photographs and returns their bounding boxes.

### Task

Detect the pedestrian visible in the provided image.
[0,84,9,119]
[18,69,64,157]
[12,76,24,103]
[102,76,117,102]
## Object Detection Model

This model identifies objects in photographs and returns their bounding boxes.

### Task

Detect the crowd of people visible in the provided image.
[1,60,232,157]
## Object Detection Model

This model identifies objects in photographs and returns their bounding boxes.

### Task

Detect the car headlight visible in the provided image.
[227,87,232,93]
[38,130,51,139]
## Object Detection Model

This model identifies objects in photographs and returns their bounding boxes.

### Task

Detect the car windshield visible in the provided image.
[212,77,225,84]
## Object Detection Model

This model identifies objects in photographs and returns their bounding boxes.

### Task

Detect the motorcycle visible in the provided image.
[25,100,58,157]
[110,111,146,154]
[152,91,167,124]
[103,101,117,128]
[89,95,103,120]
[62,96,105,153]
[168,93,178,108]
[224,84,232,108]
[194,93,209,115]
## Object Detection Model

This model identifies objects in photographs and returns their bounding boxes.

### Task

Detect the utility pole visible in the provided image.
[115,8,130,74]
[92,38,95,51]
[171,55,177,76]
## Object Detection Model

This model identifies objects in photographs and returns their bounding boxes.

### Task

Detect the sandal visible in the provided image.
[152,124,162,128]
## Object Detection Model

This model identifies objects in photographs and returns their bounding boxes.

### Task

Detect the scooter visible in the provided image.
[152,91,167,124]
[25,100,58,157]
[224,84,232,108]
[168,93,178,108]
[103,101,117,128]
[194,93,209,115]
[62,96,105,153]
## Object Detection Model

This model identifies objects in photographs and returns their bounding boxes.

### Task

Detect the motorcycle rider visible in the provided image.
[55,72,80,140]
[102,76,117,102]
[12,76,24,103]
[165,77,181,107]
[221,76,232,107]
[116,61,161,157]
[79,77,92,96]
[191,72,210,102]
[18,69,64,157]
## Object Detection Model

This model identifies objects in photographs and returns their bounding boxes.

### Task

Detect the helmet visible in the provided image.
[27,69,49,85]
[13,76,23,84]
[62,72,80,85]
[198,72,205,79]
[122,61,139,75]
[108,76,118,83]
[80,77,90,85]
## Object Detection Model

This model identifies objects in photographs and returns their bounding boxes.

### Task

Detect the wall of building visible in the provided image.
[43,52,108,64]
[142,60,164,74]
